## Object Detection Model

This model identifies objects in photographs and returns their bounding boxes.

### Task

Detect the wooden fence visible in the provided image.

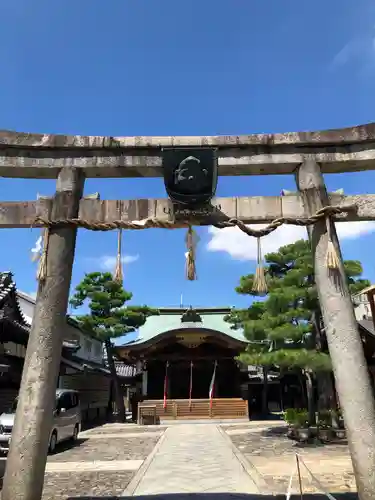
[138,398,248,422]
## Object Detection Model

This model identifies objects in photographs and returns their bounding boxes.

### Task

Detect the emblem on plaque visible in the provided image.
[162,148,218,208]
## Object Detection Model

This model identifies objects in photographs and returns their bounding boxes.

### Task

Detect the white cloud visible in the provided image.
[331,29,375,72]
[86,254,140,271]
[99,255,139,270]
[334,221,375,240]
[331,39,363,68]
[207,222,375,261]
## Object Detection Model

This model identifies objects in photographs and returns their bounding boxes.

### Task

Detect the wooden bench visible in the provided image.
[138,404,158,425]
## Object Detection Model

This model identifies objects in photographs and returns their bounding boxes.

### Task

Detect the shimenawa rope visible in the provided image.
[32,204,355,283]
[33,204,356,237]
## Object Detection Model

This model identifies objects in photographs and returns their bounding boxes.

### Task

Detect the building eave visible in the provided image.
[154,307,234,315]
[116,327,248,359]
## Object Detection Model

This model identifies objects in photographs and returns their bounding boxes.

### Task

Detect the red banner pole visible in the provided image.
[209,360,217,409]
[163,361,169,410]
[189,361,193,410]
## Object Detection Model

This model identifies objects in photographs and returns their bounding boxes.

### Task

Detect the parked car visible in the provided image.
[0,389,81,454]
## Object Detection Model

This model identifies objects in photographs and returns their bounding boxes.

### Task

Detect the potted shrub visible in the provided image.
[334,427,346,439]
[295,409,310,442]
[317,410,333,443]
[284,408,298,440]
[332,409,346,439]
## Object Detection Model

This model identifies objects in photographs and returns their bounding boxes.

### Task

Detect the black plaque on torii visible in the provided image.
[162,148,218,211]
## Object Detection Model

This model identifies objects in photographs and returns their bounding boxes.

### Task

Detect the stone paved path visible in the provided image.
[130,424,258,495]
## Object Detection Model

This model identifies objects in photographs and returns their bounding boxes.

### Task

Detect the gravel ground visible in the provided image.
[42,471,133,499]
[271,472,356,495]
[225,426,355,495]
[229,427,349,458]
[48,436,159,462]
[0,431,162,498]
[223,422,284,433]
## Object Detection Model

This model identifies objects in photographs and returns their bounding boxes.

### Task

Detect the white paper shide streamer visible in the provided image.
[31,235,43,262]
[31,229,49,282]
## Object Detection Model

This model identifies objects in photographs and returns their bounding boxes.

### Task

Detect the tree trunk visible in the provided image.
[304,370,316,426]
[368,366,375,395]
[279,378,284,412]
[105,340,126,423]
[330,371,340,412]
[325,371,340,428]
[297,159,375,500]
[261,366,269,416]
[298,371,307,408]
[316,372,334,411]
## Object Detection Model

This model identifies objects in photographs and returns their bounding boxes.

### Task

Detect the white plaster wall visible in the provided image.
[17,292,104,364]
[353,293,372,320]
[355,302,372,320]
[63,322,103,364]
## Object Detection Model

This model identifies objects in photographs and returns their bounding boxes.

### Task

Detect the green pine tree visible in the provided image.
[70,272,158,422]
[226,239,369,423]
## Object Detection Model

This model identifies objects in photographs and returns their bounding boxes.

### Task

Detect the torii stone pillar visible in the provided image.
[2,168,85,500]
[296,159,375,500]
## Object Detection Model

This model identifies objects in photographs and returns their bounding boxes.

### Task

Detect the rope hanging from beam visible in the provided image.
[253,237,267,296]
[114,228,123,284]
[32,204,355,284]
[185,225,198,281]
[325,216,340,270]
[33,204,356,236]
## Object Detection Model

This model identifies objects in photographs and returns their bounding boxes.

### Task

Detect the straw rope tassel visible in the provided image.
[37,228,49,283]
[325,216,340,270]
[252,237,267,296]
[114,228,123,283]
[185,225,197,281]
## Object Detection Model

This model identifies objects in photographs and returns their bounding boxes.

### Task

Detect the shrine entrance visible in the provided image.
[146,358,241,400]
[1,124,375,499]
[116,307,248,419]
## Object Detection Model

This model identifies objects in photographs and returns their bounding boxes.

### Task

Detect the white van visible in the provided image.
[0,389,81,453]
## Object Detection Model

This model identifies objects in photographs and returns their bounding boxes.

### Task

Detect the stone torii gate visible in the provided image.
[1,124,375,500]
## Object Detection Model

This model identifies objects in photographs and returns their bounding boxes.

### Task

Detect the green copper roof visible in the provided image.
[123,311,246,346]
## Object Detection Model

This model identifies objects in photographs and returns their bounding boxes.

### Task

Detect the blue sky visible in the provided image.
[1,0,375,327]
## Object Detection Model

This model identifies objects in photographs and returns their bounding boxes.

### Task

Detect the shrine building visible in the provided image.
[115,307,251,420]
[115,300,375,422]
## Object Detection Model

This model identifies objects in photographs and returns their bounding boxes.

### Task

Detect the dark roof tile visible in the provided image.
[358,318,375,336]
